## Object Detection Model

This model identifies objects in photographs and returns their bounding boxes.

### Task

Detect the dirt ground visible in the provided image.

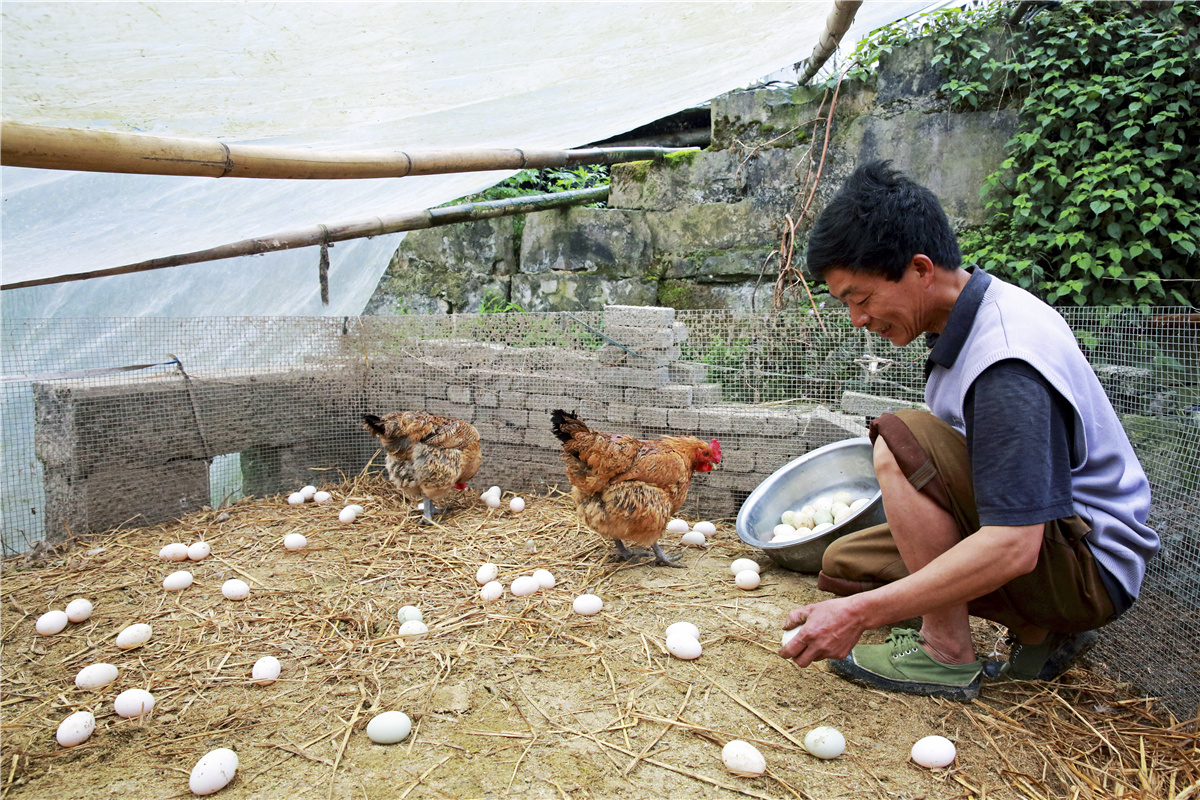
[1,478,1193,800]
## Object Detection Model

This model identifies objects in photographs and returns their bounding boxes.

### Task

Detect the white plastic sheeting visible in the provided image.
[2,1,928,318]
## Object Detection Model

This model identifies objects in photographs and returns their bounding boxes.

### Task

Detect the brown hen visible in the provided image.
[551,409,721,566]
[364,411,481,523]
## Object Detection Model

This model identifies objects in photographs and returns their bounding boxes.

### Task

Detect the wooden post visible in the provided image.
[1,186,612,290]
[1,121,686,180]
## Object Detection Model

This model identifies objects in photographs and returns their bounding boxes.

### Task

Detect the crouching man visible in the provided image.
[778,160,1159,700]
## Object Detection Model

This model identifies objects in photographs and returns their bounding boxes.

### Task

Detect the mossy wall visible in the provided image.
[366,41,1015,315]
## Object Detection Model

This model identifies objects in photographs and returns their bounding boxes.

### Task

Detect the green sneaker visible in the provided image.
[999,630,1099,681]
[826,628,983,701]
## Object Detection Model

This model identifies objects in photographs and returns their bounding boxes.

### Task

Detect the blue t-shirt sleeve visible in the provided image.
[964,359,1076,526]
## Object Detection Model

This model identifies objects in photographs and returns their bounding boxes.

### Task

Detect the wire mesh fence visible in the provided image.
[2,307,1196,717]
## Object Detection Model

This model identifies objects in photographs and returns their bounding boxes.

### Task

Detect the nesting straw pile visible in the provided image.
[2,475,1195,799]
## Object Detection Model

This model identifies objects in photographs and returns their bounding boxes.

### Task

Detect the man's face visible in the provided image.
[824,261,931,347]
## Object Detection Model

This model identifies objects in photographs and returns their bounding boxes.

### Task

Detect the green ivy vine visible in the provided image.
[831,0,1199,307]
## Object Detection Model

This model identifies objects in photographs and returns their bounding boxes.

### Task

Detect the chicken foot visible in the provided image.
[651,542,685,568]
[612,539,685,568]
[420,499,440,524]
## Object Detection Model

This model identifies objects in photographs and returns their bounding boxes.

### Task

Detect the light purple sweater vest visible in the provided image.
[925,277,1159,602]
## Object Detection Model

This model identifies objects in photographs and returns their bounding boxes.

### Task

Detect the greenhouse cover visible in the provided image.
[2,1,930,318]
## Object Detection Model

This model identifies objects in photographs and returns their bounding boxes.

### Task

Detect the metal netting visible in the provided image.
[2,307,1196,717]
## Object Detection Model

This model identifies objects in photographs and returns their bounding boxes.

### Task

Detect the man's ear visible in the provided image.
[910,253,936,285]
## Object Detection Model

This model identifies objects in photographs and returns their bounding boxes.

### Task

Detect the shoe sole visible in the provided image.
[827,656,981,701]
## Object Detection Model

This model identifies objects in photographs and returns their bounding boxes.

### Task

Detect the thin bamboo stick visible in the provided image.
[1,121,683,179]
[795,0,863,86]
[1,185,610,291]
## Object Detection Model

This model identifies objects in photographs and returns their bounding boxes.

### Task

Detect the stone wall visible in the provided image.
[365,40,1017,314]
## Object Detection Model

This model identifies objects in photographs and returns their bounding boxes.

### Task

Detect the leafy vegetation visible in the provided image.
[827,0,1199,307]
[461,166,610,204]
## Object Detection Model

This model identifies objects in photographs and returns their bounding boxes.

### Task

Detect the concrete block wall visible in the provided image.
[31,307,869,542]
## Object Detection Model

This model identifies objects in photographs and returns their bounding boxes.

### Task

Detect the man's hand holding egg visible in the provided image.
[778,597,863,668]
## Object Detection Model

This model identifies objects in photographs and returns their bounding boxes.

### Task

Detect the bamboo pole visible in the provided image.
[1,185,612,291]
[0,121,682,179]
[795,0,863,86]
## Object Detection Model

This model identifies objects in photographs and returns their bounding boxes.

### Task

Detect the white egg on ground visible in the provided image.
[287,492,305,505]
[397,605,423,623]
[283,533,307,551]
[532,568,555,589]
[417,500,425,510]
[480,490,495,502]
[484,494,502,509]
[510,576,539,597]
[681,530,706,546]
[665,518,689,533]
[572,594,602,615]
[187,541,211,561]
[159,543,189,561]
[252,656,281,685]
[346,504,364,514]
[314,490,332,504]
[75,662,119,690]
[804,726,846,759]
[782,627,802,647]
[479,581,504,601]
[189,748,239,796]
[65,598,94,623]
[366,711,412,744]
[693,521,716,535]
[665,621,700,641]
[116,623,152,650]
[476,563,499,585]
[163,570,194,591]
[56,710,96,748]
[113,688,155,718]
[729,558,760,576]
[509,497,526,513]
[488,486,501,496]
[911,735,956,768]
[722,739,766,777]
[338,507,358,524]
[221,579,250,601]
[665,632,702,660]
[300,485,317,501]
[397,620,428,640]
[35,610,69,636]
[735,570,761,590]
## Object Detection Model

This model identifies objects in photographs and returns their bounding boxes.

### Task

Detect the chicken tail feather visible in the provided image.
[550,409,588,443]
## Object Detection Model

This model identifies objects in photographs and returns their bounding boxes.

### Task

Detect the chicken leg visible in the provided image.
[651,542,685,568]
[421,498,439,524]
[612,538,685,568]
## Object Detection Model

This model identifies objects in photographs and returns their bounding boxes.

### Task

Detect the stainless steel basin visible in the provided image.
[735,437,886,573]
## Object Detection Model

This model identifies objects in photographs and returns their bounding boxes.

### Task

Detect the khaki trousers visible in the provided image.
[820,409,1116,633]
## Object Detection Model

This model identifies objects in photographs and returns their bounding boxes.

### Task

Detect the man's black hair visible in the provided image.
[804,160,962,283]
